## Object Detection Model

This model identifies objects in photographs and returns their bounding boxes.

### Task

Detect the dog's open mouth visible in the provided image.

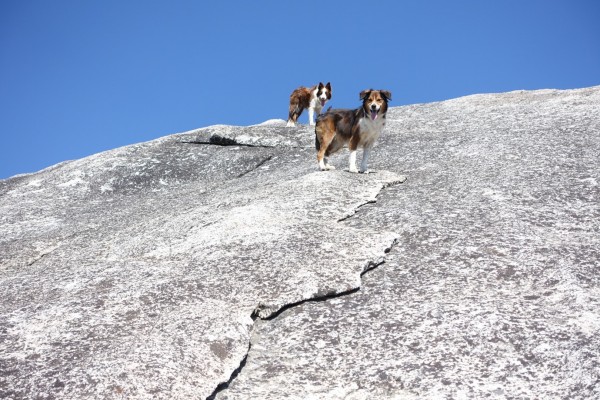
[370,109,378,120]
[321,99,326,107]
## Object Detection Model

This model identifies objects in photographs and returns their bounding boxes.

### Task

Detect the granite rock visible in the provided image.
[219,87,600,399]
[0,122,403,399]
[1,87,599,399]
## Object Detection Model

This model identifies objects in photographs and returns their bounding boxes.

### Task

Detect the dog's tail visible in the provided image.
[288,99,302,124]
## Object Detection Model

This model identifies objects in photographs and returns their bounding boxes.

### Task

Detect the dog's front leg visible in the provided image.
[348,135,360,173]
[308,108,315,126]
[359,148,371,173]
[348,150,359,173]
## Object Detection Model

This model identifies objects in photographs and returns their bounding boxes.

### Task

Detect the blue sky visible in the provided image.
[1,1,599,179]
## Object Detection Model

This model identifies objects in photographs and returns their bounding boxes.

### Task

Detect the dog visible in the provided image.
[315,89,391,173]
[286,82,332,127]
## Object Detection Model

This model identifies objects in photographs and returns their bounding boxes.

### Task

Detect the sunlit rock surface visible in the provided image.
[1,86,599,399]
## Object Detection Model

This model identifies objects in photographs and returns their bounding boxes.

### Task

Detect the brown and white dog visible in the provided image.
[286,82,332,127]
[315,89,391,173]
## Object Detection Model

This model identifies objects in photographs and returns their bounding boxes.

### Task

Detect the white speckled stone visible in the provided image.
[2,86,599,400]
[0,124,403,399]
[218,87,600,399]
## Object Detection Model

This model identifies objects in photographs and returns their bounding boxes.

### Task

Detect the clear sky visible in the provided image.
[1,1,599,179]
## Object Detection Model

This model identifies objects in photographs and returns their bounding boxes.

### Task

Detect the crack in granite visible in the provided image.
[26,246,56,266]
[178,136,276,148]
[24,229,92,267]
[206,239,399,400]
[259,240,397,322]
[204,178,402,400]
[337,177,406,223]
[236,155,274,178]
[205,345,250,400]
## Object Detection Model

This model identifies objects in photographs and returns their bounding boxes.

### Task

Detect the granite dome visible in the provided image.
[1,86,599,399]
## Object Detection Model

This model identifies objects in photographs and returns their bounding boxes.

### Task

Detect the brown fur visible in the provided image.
[315,89,391,172]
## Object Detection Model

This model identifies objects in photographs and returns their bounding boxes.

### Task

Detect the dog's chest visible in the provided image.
[357,117,385,146]
[309,89,323,111]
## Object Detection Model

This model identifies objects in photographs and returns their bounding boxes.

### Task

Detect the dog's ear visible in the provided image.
[318,82,324,89]
[359,89,372,101]
[380,90,392,101]
[326,82,331,92]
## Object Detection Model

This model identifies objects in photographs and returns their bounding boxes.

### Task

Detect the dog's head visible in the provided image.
[359,89,391,121]
[317,82,332,107]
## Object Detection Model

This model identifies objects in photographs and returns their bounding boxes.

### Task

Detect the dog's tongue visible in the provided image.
[321,99,326,107]
[371,110,378,120]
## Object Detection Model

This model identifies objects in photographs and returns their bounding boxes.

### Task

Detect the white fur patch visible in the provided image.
[308,87,328,125]
[349,150,358,173]
[358,116,385,148]
[354,115,386,172]
[319,158,335,171]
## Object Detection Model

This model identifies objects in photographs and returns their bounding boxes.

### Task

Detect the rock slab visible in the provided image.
[1,87,599,399]
[219,87,600,399]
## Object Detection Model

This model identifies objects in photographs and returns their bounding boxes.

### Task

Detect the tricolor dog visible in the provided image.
[315,89,391,173]
[286,82,332,127]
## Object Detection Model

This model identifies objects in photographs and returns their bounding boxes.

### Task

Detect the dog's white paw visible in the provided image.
[320,164,336,171]
[349,167,359,173]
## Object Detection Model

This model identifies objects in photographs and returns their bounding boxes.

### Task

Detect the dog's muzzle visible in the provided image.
[370,104,379,120]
